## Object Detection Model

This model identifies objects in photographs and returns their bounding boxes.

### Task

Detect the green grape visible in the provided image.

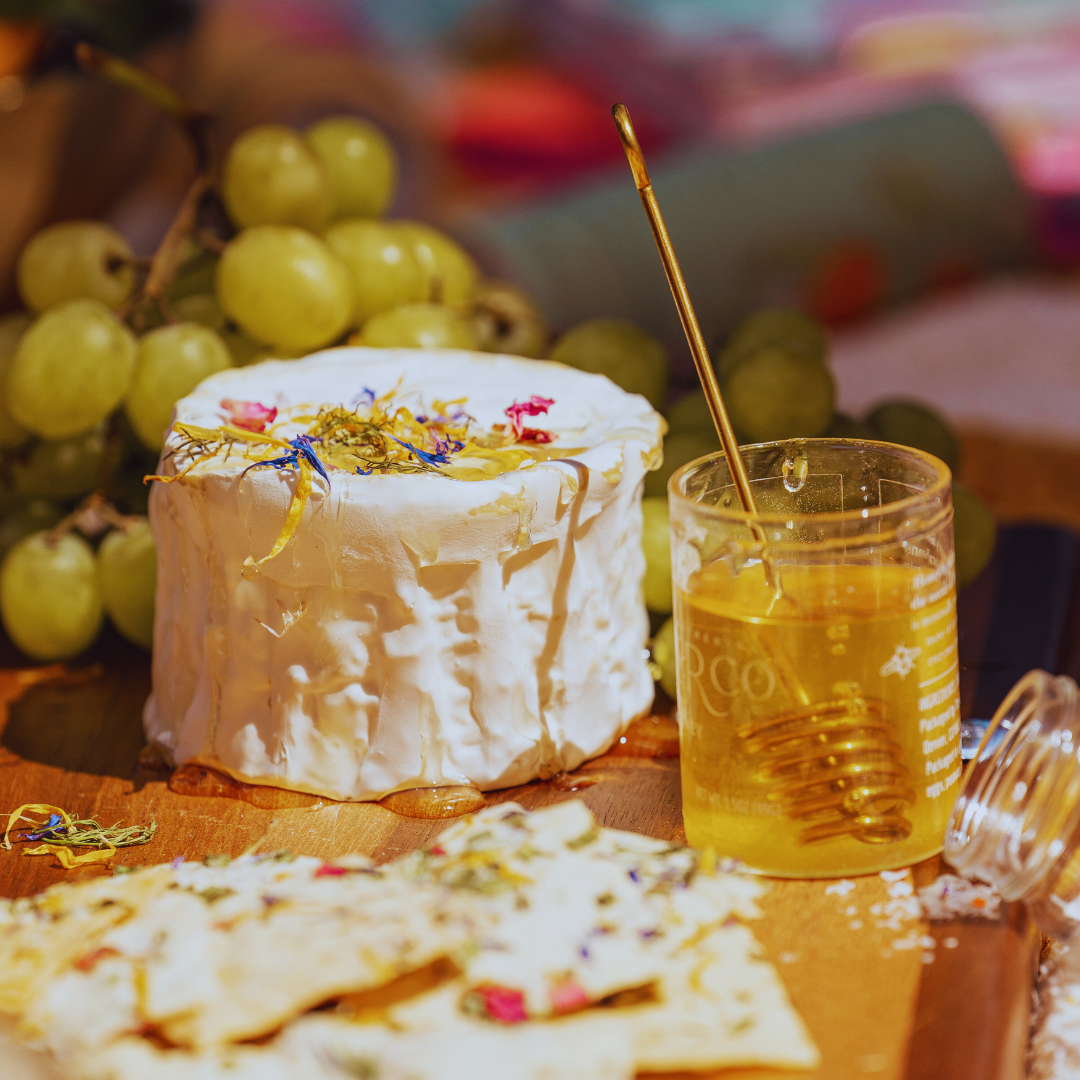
[0,531,103,661]
[651,616,677,700]
[324,219,427,326]
[641,496,672,614]
[98,518,156,650]
[865,400,960,474]
[216,226,352,351]
[17,220,134,313]
[165,243,218,302]
[172,290,222,327]
[249,344,309,363]
[8,299,137,439]
[473,279,549,359]
[10,428,106,500]
[0,499,62,561]
[226,333,269,367]
[306,116,397,219]
[643,431,719,499]
[717,308,827,380]
[171,293,258,366]
[722,346,835,443]
[665,389,714,437]
[0,312,32,448]
[826,412,876,440]
[549,319,668,410]
[222,124,331,231]
[395,221,478,307]
[952,481,996,589]
[360,303,478,350]
[125,323,233,451]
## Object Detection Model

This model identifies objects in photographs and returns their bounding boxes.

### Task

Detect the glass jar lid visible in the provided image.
[946,670,1080,903]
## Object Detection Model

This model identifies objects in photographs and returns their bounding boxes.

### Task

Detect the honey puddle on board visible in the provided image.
[169,764,326,809]
[676,558,960,877]
[168,764,487,818]
[380,786,487,819]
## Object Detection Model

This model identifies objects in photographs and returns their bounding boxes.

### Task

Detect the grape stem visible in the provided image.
[75,42,222,316]
[46,492,139,548]
[194,228,227,255]
[74,43,211,170]
[143,174,212,306]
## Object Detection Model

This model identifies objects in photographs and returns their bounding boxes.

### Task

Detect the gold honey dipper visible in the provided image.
[612,105,914,844]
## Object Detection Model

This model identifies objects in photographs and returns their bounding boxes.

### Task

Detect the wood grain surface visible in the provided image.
[0,628,1037,1080]
[960,427,1080,536]
[0,426,1052,1080]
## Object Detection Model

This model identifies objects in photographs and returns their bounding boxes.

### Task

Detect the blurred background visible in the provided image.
[5,2,1080,390]
[7,0,1080,667]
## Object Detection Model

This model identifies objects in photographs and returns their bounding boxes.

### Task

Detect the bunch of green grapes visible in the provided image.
[713,308,836,445]
[0,518,155,661]
[206,119,553,356]
[549,319,668,410]
[0,249,151,661]
[0,107,560,663]
[0,220,219,661]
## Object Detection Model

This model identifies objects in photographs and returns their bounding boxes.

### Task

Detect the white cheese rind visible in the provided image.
[144,348,663,800]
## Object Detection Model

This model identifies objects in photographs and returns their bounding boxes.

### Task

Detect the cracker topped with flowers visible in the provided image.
[0,802,818,1080]
[143,347,664,803]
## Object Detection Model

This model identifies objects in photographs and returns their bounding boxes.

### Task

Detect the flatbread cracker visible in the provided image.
[0,867,174,1016]
[5,801,819,1077]
[24,855,478,1052]
[73,1013,635,1080]
[384,802,818,1073]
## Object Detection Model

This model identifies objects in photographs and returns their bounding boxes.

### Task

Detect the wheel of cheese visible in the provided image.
[145,347,663,800]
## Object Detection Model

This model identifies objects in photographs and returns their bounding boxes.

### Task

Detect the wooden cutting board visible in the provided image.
[0,427,1057,1079]
[0,639,1038,1080]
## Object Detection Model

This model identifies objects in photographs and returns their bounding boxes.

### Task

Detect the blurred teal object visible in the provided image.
[460,101,1029,371]
[351,0,496,49]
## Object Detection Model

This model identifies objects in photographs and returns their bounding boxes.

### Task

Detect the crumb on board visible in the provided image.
[825,879,856,897]
[880,870,910,883]
[917,874,1001,922]
[1029,941,1080,1080]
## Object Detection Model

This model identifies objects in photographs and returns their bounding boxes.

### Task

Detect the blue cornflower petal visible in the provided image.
[290,436,331,485]
[241,450,297,479]
[25,814,65,841]
[391,436,450,466]
[240,438,331,488]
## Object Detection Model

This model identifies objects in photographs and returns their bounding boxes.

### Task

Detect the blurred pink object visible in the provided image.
[831,279,1080,441]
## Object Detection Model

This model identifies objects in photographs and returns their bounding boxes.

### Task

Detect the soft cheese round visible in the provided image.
[145,347,664,800]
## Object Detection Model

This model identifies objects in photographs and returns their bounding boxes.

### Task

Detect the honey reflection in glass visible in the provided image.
[670,440,959,877]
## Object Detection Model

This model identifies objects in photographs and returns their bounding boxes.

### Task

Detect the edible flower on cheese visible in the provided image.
[220,399,278,432]
[147,387,572,574]
[504,395,555,443]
